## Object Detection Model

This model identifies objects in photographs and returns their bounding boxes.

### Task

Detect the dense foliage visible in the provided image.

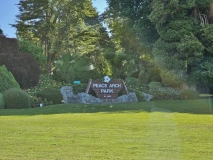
[149,0,213,88]
[13,0,104,73]
[105,0,213,90]
[7,0,213,98]
[53,54,101,84]
[105,0,158,80]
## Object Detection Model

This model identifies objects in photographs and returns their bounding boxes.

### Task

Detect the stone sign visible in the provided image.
[85,77,128,99]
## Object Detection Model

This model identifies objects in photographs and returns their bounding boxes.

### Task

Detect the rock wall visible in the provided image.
[60,86,138,104]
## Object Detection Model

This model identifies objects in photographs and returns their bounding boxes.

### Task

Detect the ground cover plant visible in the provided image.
[0,99,213,159]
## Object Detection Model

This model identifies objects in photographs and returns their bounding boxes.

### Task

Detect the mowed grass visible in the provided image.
[0,99,213,159]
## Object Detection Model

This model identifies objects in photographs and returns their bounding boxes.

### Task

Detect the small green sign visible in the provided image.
[73,81,81,84]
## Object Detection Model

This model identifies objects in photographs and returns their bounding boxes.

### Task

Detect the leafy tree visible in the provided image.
[105,0,213,89]
[106,0,158,45]
[13,0,100,73]
[104,0,157,79]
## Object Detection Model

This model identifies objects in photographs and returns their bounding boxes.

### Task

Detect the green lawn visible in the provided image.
[0,99,213,159]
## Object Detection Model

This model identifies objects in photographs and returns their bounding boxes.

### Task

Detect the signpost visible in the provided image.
[85,77,128,99]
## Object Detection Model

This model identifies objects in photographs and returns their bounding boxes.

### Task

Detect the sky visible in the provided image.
[0,0,107,38]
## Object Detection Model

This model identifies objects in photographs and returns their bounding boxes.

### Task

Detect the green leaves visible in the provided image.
[177,33,204,58]
[13,0,102,72]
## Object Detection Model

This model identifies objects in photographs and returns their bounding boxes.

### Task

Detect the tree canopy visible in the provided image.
[104,0,213,89]
[13,0,102,73]
[10,0,213,89]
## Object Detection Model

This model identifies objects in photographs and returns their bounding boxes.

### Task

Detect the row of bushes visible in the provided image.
[0,87,64,109]
[0,65,63,109]
[0,88,31,109]
[0,70,200,109]
[0,86,200,109]
[0,71,90,109]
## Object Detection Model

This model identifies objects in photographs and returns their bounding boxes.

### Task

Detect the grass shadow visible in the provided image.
[0,98,212,116]
[151,98,213,115]
[0,102,152,116]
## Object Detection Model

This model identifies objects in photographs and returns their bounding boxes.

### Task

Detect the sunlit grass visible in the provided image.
[0,99,213,159]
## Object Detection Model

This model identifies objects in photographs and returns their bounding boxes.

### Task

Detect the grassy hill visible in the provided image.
[0,99,213,159]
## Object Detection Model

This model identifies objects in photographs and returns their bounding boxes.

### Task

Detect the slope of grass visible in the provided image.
[0,99,213,159]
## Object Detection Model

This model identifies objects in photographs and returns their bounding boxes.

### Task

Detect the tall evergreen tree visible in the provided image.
[149,0,213,87]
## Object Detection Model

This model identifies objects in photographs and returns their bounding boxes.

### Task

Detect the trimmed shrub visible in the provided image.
[3,88,31,109]
[0,93,5,109]
[0,65,20,93]
[149,82,162,89]
[180,89,199,99]
[36,88,63,104]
